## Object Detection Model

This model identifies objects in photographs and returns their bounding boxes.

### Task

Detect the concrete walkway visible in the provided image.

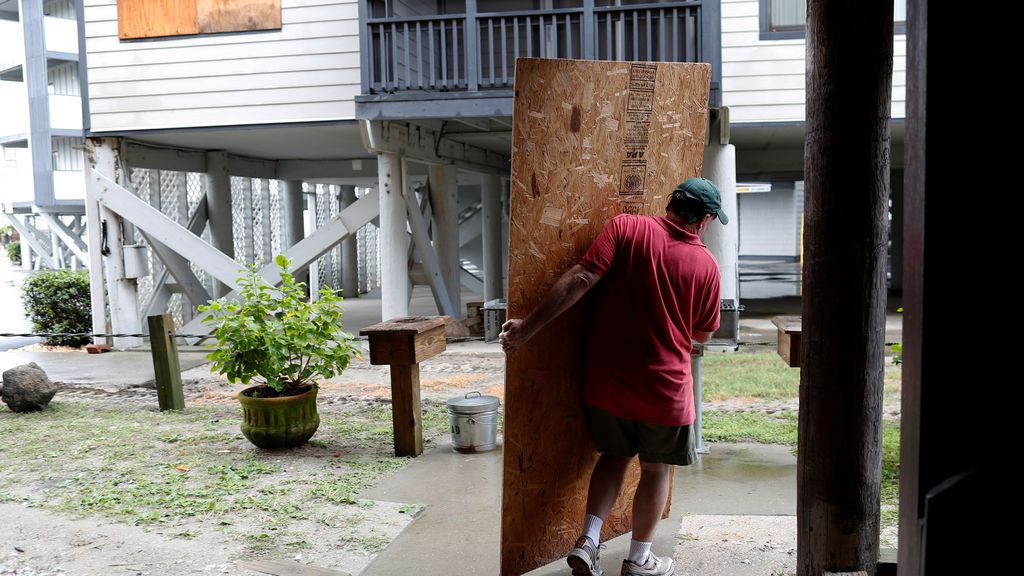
[0,260,39,351]
[360,441,796,576]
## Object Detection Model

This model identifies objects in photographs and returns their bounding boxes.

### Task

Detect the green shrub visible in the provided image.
[6,241,21,266]
[21,269,92,346]
[198,255,361,394]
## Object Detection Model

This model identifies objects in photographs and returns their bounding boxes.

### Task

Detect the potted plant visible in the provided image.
[198,255,361,448]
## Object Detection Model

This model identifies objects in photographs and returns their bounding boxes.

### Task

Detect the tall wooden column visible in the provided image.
[799,1,893,573]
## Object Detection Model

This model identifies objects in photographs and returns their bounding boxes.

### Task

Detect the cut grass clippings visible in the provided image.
[0,400,449,559]
[703,411,800,445]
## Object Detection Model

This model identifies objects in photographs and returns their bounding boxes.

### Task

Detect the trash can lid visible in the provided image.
[446,391,501,414]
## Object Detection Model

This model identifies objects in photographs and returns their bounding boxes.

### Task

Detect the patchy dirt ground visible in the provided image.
[10,344,86,353]
[675,515,798,576]
[174,351,507,403]
[0,391,467,576]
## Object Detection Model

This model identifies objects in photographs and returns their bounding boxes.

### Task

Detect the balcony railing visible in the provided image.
[361,1,705,96]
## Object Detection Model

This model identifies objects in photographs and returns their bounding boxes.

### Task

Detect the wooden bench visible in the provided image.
[360,316,447,456]
[771,315,802,368]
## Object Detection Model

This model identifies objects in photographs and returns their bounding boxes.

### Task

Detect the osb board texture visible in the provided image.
[118,0,281,40]
[119,0,198,39]
[501,58,710,576]
[197,0,282,34]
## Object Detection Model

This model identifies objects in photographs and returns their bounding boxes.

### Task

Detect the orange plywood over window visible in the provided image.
[119,0,281,40]
[197,0,283,34]
[119,0,198,39]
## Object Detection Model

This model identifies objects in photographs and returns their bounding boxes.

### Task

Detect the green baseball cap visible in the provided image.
[674,178,729,224]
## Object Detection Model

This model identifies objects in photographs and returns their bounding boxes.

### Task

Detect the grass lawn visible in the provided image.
[701,350,902,405]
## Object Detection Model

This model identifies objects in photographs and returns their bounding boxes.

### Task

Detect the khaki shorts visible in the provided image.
[587,406,697,466]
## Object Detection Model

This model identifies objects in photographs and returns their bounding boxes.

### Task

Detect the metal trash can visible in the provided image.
[446,391,500,453]
[483,298,507,342]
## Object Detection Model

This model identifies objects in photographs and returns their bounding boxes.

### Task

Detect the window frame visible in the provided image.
[758,0,906,41]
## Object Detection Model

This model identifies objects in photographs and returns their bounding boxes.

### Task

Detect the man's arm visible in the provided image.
[693,330,713,344]
[499,264,602,353]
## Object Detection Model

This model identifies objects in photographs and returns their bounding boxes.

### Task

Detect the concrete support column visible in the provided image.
[281,180,305,249]
[702,116,740,306]
[305,187,321,298]
[378,153,409,320]
[21,0,54,208]
[88,137,142,348]
[429,164,460,317]
[259,180,272,263]
[83,147,107,344]
[204,151,233,297]
[339,185,360,298]
[239,177,254,265]
[482,172,504,302]
[280,179,308,288]
[501,176,510,296]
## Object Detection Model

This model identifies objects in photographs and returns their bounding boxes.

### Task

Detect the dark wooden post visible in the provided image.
[148,314,185,411]
[360,316,447,457]
[801,0,893,573]
[898,1,992,574]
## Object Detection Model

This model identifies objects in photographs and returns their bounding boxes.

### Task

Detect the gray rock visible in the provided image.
[1,362,57,412]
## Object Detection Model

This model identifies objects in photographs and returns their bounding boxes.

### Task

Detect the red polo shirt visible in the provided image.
[578,214,721,426]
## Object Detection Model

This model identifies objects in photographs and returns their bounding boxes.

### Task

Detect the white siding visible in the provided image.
[0,79,28,138]
[84,0,362,132]
[738,185,799,258]
[44,0,76,20]
[722,0,906,123]
[52,136,85,171]
[2,147,25,177]
[48,61,80,96]
[0,148,33,207]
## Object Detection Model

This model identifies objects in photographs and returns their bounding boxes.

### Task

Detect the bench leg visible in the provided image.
[390,364,423,456]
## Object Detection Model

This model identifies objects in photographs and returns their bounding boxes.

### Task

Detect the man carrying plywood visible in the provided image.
[500,178,727,576]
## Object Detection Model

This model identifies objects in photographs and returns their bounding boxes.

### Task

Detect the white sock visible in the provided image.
[582,514,603,544]
[628,539,652,565]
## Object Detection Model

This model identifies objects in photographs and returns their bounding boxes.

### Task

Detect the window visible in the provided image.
[760,0,907,41]
[118,0,282,40]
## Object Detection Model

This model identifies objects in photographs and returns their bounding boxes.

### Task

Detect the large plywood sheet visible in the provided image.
[119,0,198,40]
[501,58,711,576]
[118,0,281,40]
[197,0,282,34]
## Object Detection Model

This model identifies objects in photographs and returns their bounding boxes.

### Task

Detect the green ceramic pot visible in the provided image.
[238,385,320,448]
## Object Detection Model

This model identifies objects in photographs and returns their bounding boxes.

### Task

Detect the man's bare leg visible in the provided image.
[585,453,633,519]
[631,461,671,541]
[622,461,674,575]
[567,453,633,575]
